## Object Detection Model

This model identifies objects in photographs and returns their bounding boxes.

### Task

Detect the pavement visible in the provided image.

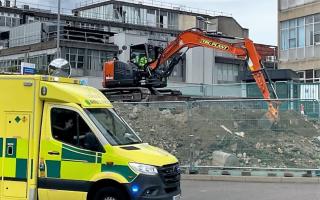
[181,180,320,200]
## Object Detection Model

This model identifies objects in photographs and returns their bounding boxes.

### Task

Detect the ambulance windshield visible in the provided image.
[85,108,142,146]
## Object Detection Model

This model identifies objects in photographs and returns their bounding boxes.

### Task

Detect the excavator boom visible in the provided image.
[148,28,279,123]
[103,28,279,123]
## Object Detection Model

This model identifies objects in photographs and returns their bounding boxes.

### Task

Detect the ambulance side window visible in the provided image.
[51,108,102,152]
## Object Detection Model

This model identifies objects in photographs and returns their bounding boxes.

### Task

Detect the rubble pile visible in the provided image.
[114,102,320,168]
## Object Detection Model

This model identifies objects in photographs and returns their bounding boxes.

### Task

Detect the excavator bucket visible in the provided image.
[259,101,280,129]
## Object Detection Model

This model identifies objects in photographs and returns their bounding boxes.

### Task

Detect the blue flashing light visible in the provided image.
[131,185,139,193]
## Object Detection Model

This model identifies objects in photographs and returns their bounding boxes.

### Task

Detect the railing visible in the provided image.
[113,99,320,176]
[7,28,112,48]
[77,0,232,17]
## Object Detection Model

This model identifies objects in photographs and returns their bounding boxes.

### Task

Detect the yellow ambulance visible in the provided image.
[0,73,181,200]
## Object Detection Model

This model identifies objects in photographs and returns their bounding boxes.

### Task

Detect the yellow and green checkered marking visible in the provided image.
[1,137,137,183]
[1,138,28,181]
[44,143,137,182]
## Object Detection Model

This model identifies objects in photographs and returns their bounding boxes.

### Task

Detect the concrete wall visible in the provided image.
[185,47,216,84]
[217,17,249,38]
[279,59,320,71]
[178,14,196,30]
[207,18,218,32]
[111,32,148,62]
[279,1,320,21]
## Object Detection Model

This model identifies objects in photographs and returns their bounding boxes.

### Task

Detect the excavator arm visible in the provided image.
[148,28,279,123]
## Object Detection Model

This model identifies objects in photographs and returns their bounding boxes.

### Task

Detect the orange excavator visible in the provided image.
[102,28,279,123]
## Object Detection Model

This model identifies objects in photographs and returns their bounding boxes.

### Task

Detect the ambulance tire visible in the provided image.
[94,186,127,200]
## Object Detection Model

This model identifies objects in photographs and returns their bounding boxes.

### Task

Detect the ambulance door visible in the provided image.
[38,103,104,200]
[2,113,30,199]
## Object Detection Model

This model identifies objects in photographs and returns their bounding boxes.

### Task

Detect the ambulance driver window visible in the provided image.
[51,108,102,152]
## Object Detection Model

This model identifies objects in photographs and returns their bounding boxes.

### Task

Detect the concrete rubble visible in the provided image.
[114,102,320,168]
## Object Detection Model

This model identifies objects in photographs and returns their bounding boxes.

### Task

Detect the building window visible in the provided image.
[306,24,314,46]
[279,13,320,61]
[65,48,85,69]
[314,23,320,44]
[297,69,320,83]
[0,16,5,26]
[289,19,297,48]
[147,9,156,27]
[217,63,240,83]
[280,21,289,50]
[297,18,305,47]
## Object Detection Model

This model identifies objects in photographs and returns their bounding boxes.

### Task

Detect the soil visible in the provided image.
[114,101,320,169]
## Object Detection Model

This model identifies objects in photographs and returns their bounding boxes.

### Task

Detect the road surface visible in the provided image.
[181,180,320,200]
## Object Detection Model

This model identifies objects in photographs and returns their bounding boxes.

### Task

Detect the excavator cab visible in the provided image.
[102,44,166,89]
[130,44,163,69]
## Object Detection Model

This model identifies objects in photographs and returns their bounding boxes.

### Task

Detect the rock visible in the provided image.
[284,172,294,177]
[230,143,237,152]
[160,109,172,118]
[114,101,320,169]
[243,152,247,158]
[313,136,320,144]
[128,113,138,120]
[211,151,240,167]
[132,106,139,113]
[150,128,156,133]
[255,143,261,149]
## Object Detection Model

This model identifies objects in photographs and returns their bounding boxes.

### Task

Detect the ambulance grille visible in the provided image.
[158,163,180,185]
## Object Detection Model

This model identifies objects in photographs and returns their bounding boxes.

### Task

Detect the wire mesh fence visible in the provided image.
[113,99,320,176]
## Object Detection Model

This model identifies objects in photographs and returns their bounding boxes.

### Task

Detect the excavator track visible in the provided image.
[100,87,257,102]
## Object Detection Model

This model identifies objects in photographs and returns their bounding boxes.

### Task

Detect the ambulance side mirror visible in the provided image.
[48,58,72,78]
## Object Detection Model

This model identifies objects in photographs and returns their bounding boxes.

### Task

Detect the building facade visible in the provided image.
[0,0,257,87]
[279,0,320,82]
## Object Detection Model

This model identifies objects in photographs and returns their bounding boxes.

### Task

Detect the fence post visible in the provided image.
[318,100,320,121]
[187,101,196,174]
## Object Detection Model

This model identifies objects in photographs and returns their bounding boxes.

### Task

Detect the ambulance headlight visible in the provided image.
[129,163,158,175]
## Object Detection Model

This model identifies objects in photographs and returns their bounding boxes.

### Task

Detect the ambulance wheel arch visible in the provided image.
[87,179,130,200]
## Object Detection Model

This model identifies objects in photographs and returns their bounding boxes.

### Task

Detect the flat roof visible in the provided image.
[0,6,180,35]
[74,0,231,19]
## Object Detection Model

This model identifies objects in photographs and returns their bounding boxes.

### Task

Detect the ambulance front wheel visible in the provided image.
[94,186,127,200]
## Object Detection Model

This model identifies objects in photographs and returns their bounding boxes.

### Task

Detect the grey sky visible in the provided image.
[27,0,277,45]
[173,0,278,45]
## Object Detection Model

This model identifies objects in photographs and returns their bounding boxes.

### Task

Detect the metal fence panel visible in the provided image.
[113,101,191,165]
[113,99,320,174]
[189,100,320,170]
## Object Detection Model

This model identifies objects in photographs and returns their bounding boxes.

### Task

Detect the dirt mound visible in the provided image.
[114,102,320,168]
